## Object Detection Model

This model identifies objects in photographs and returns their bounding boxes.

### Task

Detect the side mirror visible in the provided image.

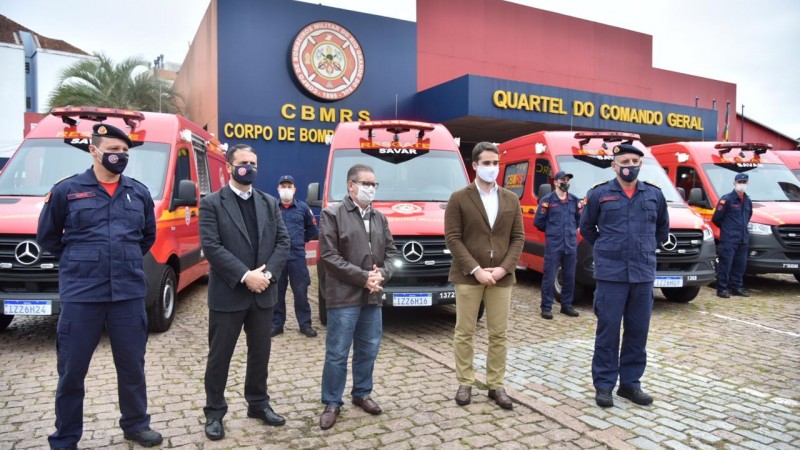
[537,183,552,199]
[687,187,711,209]
[170,179,197,211]
[306,182,322,208]
[677,187,686,201]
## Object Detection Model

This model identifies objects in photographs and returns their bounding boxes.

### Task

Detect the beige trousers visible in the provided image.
[453,283,512,389]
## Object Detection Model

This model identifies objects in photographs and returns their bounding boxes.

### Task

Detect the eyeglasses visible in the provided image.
[353,180,379,188]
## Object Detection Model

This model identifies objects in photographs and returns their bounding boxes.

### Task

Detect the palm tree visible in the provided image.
[47,53,182,114]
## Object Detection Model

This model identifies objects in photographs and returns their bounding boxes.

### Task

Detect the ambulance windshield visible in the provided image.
[327,149,468,202]
[702,163,800,202]
[0,139,169,198]
[556,156,683,202]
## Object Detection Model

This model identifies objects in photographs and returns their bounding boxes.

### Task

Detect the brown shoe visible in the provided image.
[455,385,472,406]
[319,405,340,430]
[488,387,514,410]
[352,396,382,415]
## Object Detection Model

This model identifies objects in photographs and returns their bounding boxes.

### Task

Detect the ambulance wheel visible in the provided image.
[661,286,700,303]
[477,301,485,321]
[0,313,13,332]
[555,268,589,303]
[148,266,177,332]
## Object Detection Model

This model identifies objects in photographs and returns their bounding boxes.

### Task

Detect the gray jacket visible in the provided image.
[319,195,397,308]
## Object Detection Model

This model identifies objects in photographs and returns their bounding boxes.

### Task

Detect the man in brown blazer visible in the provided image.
[445,141,524,410]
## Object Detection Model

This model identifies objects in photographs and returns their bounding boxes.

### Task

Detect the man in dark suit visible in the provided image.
[199,144,290,441]
[445,142,525,410]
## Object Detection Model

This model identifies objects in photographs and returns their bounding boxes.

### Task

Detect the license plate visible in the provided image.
[3,300,52,316]
[654,276,683,288]
[392,293,433,307]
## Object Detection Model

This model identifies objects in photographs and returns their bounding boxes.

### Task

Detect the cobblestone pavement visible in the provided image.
[1,270,798,449]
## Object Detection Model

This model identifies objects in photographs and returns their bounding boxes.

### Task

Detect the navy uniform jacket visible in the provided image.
[579,178,669,283]
[37,168,156,302]
[711,190,752,244]
[533,191,581,254]
[280,199,319,261]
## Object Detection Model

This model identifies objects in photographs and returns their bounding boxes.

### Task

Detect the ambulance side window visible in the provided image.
[677,166,708,207]
[503,161,528,199]
[173,147,191,199]
[193,141,211,197]
[533,158,552,199]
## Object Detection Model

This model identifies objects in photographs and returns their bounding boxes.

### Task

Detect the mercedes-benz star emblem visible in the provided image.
[402,241,424,263]
[661,233,678,252]
[15,240,41,265]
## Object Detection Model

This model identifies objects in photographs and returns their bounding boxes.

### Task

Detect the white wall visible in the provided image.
[0,43,25,155]
[33,50,95,113]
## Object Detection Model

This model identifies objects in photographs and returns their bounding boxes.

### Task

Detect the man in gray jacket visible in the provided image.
[317,164,397,430]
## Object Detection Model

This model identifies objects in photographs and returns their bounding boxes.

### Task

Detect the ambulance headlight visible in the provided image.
[747,222,772,236]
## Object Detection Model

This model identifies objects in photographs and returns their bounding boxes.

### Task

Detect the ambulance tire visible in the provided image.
[148,266,177,332]
[0,313,13,332]
[661,286,700,303]
[477,301,485,321]
[554,268,591,303]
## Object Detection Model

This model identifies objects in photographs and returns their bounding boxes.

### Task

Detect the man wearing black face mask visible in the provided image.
[199,144,290,441]
[38,123,161,449]
[534,170,581,319]
[579,144,668,409]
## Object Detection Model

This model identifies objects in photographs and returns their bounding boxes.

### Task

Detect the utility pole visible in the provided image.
[153,54,164,113]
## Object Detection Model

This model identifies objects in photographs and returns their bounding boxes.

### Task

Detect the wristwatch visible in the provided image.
[263,271,273,281]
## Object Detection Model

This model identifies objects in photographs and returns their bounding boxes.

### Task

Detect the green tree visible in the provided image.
[47,53,182,114]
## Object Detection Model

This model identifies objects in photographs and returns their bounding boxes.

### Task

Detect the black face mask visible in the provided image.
[558,182,570,192]
[618,165,640,183]
[231,164,257,185]
[99,151,129,174]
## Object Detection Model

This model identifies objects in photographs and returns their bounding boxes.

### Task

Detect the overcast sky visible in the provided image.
[3,0,798,139]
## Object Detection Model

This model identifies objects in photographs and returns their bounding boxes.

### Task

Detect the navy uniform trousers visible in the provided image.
[716,241,749,291]
[591,281,654,390]
[542,248,577,311]
[274,258,312,329]
[51,299,149,446]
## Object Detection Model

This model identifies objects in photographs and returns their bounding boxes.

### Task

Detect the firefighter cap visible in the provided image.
[734,173,749,182]
[92,123,132,147]
[553,170,573,181]
[612,144,644,157]
[278,175,296,185]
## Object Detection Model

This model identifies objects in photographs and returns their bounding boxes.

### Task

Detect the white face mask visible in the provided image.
[475,165,499,184]
[278,188,294,203]
[356,184,376,205]
[735,183,747,193]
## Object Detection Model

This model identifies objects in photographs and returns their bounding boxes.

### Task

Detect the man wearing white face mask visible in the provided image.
[317,164,396,430]
[445,142,524,410]
[273,175,319,338]
[712,173,753,298]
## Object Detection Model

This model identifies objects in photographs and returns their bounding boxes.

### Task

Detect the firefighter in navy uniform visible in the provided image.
[712,173,753,298]
[534,170,581,319]
[579,144,668,408]
[37,124,162,449]
[272,174,320,337]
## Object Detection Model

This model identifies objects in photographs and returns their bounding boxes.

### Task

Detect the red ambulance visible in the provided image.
[498,131,717,302]
[652,141,800,283]
[0,107,229,332]
[308,120,470,323]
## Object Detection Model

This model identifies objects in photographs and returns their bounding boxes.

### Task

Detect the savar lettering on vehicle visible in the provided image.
[0,106,229,332]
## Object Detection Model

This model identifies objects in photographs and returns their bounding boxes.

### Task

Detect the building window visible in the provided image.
[25,62,30,74]
[26,97,31,109]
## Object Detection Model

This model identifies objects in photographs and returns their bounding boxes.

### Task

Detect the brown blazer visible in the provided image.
[445,182,524,286]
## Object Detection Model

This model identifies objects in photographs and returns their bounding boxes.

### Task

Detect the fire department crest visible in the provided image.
[291,21,365,101]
